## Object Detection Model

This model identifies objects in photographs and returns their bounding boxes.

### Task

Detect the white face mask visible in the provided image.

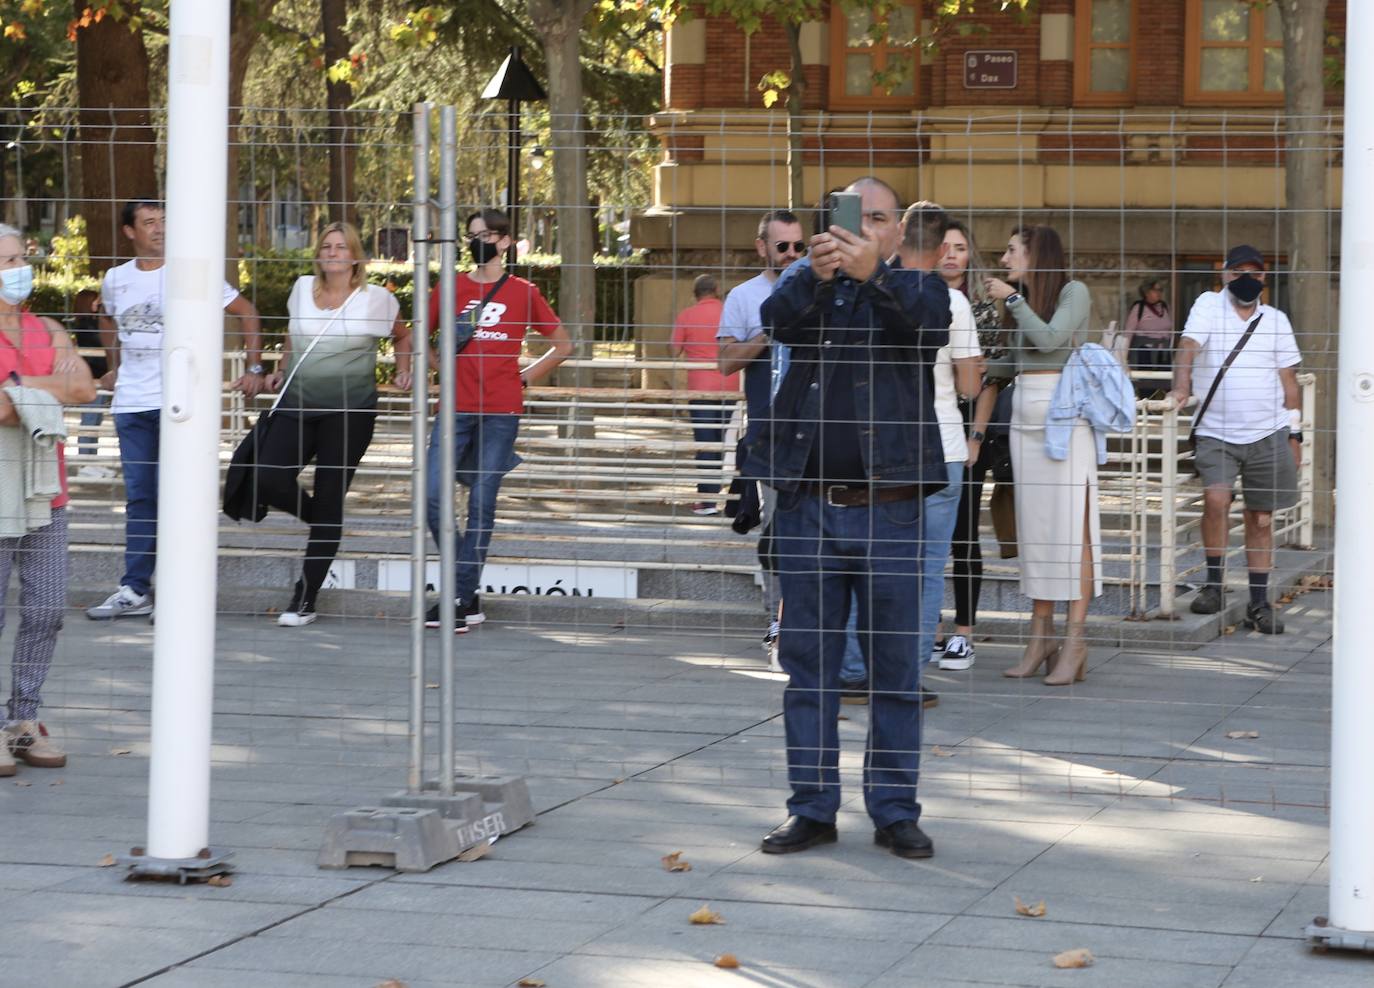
[0,264,34,305]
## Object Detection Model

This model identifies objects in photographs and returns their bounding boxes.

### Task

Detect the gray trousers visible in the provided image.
[0,507,67,722]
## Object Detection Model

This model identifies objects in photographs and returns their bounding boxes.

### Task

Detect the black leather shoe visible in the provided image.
[921,687,939,709]
[1190,584,1223,615]
[761,815,838,854]
[874,819,934,859]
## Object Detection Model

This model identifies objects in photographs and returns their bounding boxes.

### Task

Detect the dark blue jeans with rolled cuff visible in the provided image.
[687,399,732,495]
[114,409,160,596]
[425,412,521,602]
[774,486,925,829]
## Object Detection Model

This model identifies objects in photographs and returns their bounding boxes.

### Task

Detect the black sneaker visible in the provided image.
[1243,601,1285,635]
[463,594,486,626]
[839,679,869,705]
[1190,584,1223,615]
[424,600,469,633]
[921,687,939,710]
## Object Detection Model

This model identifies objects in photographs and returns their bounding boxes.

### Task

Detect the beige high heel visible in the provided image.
[1044,621,1088,685]
[1003,614,1059,678]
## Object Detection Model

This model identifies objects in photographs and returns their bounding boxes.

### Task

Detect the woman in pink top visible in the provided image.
[1124,277,1174,396]
[670,274,739,515]
[0,224,96,776]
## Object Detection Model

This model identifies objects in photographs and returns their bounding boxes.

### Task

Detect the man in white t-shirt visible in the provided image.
[1169,244,1301,635]
[717,209,806,657]
[86,200,264,620]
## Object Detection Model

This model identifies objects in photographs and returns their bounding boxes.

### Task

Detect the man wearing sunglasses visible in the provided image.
[717,209,807,660]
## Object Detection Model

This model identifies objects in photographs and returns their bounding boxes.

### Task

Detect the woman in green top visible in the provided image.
[256,222,413,626]
[984,225,1102,686]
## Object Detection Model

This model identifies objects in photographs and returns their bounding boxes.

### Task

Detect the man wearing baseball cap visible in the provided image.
[1169,245,1302,634]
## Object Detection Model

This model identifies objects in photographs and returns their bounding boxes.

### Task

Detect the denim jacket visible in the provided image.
[747,257,951,494]
[1046,342,1136,464]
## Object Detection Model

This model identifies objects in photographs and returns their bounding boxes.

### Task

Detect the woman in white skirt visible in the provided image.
[984,225,1101,685]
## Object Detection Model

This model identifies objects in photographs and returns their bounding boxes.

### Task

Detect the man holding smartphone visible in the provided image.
[753,178,951,859]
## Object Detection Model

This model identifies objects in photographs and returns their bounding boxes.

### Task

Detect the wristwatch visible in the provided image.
[247,363,265,375]
[969,430,986,442]
[1005,292,1023,307]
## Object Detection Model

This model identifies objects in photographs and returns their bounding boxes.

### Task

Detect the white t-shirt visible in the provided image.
[102,260,240,414]
[282,277,399,410]
[717,270,790,414]
[1182,291,1301,444]
[933,289,982,462]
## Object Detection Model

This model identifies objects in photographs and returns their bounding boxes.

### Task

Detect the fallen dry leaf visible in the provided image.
[930,745,955,758]
[14,779,30,787]
[49,779,64,786]
[1225,730,1260,740]
[689,904,725,925]
[612,777,625,784]
[1222,625,1237,635]
[1014,895,1047,918]
[109,748,132,756]
[1277,594,1294,605]
[97,853,117,867]
[374,981,409,988]
[206,874,232,887]
[836,714,850,721]
[515,980,545,987]
[1250,876,1264,883]
[457,840,493,863]
[713,953,740,969]
[661,851,692,872]
[1052,948,1094,969]
[425,682,438,689]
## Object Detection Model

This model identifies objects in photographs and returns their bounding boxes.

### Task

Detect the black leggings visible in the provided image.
[252,409,377,601]
[950,457,989,629]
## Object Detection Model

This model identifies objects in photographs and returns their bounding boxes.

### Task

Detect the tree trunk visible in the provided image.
[1278,0,1333,529]
[320,0,357,227]
[74,1,157,271]
[227,0,283,284]
[784,21,806,211]
[527,0,596,409]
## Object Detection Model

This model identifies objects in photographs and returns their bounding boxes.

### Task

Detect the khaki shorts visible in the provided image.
[1193,428,1297,513]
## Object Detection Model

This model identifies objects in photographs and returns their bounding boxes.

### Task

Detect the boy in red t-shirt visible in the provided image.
[424,208,572,630]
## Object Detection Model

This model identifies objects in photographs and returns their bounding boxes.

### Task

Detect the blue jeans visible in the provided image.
[774,487,924,828]
[114,410,160,595]
[917,462,964,665]
[79,393,109,454]
[839,462,964,682]
[688,399,732,495]
[426,413,521,601]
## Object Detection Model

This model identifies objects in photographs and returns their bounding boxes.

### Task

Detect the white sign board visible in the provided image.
[376,560,638,599]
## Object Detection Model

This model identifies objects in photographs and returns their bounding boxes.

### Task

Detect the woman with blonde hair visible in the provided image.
[254,221,413,626]
[984,224,1101,685]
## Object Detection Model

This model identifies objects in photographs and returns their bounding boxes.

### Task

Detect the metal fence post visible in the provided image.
[408,103,432,795]
[1158,400,1179,619]
[436,105,458,796]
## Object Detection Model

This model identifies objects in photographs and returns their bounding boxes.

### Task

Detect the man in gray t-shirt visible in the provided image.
[716,209,805,661]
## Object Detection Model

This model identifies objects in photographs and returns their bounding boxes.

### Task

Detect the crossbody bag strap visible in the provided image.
[269,284,363,415]
[455,272,510,355]
[1189,312,1262,443]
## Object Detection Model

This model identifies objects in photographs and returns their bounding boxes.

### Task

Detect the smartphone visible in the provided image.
[827,191,862,236]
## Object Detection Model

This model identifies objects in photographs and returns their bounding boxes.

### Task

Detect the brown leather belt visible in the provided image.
[794,482,922,507]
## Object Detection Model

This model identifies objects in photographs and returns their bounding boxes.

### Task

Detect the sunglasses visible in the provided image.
[774,240,807,254]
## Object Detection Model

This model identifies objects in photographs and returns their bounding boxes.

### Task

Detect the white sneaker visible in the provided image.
[77,464,115,479]
[763,621,782,672]
[278,609,317,627]
[86,585,153,620]
[937,634,976,671]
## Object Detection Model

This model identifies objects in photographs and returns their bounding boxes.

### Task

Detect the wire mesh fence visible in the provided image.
[0,103,1337,839]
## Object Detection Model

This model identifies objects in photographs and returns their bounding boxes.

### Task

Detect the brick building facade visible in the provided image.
[633,0,1345,352]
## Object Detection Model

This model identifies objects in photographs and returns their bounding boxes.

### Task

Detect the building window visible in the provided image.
[1075,0,1136,105]
[828,2,920,109]
[1185,0,1284,104]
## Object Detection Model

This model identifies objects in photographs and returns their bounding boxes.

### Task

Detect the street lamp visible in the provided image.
[529,145,546,171]
[481,46,546,263]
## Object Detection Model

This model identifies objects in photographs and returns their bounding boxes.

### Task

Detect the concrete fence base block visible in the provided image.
[381,790,485,822]
[446,774,535,835]
[317,807,462,873]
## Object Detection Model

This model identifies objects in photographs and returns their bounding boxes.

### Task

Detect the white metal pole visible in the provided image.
[145,0,230,861]
[1328,0,1374,940]
[408,103,432,794]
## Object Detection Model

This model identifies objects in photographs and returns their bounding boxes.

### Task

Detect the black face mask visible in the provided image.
[1227,274,1263,304]
[468,237,500,265]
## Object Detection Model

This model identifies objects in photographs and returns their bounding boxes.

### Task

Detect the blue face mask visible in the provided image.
[0,264,34,305]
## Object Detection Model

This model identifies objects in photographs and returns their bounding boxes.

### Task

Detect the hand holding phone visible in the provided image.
[827,192,862,237]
